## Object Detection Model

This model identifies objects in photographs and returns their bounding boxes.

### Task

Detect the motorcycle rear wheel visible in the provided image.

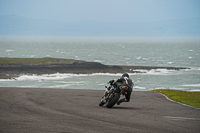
[106,93,120,108]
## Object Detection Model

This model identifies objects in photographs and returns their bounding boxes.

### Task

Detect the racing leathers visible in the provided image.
[108,75,134,105]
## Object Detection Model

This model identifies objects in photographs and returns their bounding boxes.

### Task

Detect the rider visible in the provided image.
[108,73,134,105]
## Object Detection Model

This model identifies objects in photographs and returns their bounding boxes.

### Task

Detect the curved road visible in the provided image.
[0,87,200,133]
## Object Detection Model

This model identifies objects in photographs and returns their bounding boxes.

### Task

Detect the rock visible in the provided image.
[0,58,189,79]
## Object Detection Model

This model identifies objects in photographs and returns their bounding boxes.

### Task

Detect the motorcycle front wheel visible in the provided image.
[99,100,104,106]
[106,93,120,108]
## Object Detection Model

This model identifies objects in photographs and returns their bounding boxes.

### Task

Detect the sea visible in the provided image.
[0,38,200,91]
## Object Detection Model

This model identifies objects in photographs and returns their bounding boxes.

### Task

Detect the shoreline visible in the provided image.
[0,57,188,79]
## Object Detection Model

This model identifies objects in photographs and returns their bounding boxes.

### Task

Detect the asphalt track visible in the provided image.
[0,87,200,133]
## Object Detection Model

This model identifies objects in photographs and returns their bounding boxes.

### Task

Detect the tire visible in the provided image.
[99,100,104,106]
[106,93,120,108]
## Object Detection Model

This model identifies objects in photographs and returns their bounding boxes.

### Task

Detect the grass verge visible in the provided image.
[152,89,200,108]
[0,57,83,64]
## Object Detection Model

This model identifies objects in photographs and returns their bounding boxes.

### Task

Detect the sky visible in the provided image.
[0,0,200,38]
[1,0,200,23]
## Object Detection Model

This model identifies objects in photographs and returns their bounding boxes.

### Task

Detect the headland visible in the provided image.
[0,57,188,79]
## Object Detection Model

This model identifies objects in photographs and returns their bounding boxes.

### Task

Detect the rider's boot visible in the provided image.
[117,98,127,105]
[117,99,123,105]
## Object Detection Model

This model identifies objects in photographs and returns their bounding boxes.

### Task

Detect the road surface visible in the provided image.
[0,87,199,133]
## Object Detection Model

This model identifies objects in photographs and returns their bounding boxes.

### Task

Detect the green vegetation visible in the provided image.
[152,89,200,108]
[0,57,84,64]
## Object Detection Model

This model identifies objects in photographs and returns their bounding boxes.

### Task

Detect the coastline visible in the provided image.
[0,57,188,79]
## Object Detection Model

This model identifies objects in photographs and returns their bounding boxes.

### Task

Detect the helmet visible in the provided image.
[122,73,129,78]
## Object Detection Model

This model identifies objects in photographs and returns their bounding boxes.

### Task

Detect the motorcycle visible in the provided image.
[99,83,126,108]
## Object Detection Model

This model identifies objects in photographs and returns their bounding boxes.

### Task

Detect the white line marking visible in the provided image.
[159,93,200,110]
[164,116,200,121]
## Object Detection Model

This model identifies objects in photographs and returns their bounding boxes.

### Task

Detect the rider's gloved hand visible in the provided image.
[119,85,128,91]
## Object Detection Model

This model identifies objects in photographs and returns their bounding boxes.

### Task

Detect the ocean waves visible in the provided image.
[0,67,199,91]
[0,68,188,82]
[1,39,200,91]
